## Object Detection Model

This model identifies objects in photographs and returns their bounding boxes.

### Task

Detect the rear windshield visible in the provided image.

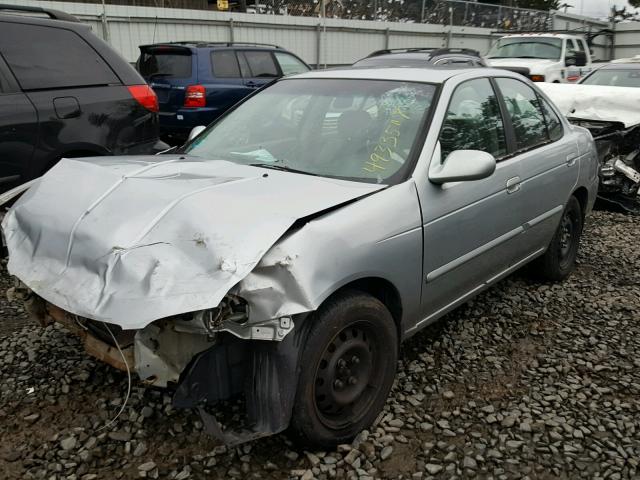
[138,48,192,79]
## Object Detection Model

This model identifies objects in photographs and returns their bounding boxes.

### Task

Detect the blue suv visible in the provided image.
[137,42,310,143]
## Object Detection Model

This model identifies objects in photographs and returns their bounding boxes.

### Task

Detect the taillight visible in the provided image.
[529,75,545,82]
[184,85,206,108]
[127,85,158,112]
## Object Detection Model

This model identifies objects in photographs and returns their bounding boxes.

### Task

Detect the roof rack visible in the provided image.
[146,41,283,49]
[430,48,481,57]
[0,3,80,22]
[367,47,481,58]
[368,47,436,57]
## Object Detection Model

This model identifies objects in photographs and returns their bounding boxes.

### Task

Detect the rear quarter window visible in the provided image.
[242,51,279,78]
[0,22,119,90]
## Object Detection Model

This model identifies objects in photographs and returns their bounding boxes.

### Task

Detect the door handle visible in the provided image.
[245,81,260,88]
[566,154,579,167]
[506,176,521,194]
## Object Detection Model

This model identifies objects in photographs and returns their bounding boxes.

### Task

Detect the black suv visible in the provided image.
[0,5,164,193]
[353,48,487,68]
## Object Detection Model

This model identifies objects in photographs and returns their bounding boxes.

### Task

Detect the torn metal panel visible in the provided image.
[235,180,424,334]
[134,320,215,387]
[2,155,383,330]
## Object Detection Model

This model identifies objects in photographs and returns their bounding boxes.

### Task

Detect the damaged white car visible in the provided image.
[539,81,640,213]
[2,67,598,447]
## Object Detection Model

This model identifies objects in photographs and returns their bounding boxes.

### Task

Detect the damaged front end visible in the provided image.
[570,119,640,213]
[17,282,306,445]
[536,83,640,214]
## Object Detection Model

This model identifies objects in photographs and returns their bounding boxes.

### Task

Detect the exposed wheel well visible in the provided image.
[572,187,588,219]
[330,277,403,337]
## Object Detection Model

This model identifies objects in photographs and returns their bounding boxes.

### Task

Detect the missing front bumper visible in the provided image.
[20,292,307,445]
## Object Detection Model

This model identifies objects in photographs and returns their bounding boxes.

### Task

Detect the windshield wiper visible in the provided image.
[249,163,321,177]
[148,73,174,79]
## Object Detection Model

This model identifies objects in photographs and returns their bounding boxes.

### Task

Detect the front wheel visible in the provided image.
[532,196,583,281]
[289,291,398,448]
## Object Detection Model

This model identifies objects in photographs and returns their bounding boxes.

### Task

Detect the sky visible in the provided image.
[566,0,638,19]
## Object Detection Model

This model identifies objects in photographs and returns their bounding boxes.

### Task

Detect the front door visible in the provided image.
[416,78,526,327]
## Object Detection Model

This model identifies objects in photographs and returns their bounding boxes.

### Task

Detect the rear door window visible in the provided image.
[496,78,551,152]
[0,22,119,90]
[242,51,279,78]
[274,52,309,76]
[138,47,192,79]
[211,50,241,78]
[538,97,563,142]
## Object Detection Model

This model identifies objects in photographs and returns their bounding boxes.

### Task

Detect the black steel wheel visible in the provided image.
[532,195,583,281]
[289,291,398,447]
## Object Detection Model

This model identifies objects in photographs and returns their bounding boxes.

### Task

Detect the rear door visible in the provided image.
[494,77,578,253]
[238,49,280,90]
[205,49,255,117]
[0,55,37,192]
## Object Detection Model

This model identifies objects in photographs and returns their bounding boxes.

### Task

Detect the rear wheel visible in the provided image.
[289,291,398,448]
[532,196,583,281]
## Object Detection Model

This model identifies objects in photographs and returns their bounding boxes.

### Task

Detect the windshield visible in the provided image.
[581,68,640,88]
[184,79,437,184]
[487,38,562,61]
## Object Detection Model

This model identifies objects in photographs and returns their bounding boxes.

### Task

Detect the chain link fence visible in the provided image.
[41,0,553,30]
[250,0,552,30]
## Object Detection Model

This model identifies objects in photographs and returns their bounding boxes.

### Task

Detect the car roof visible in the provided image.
[140,41,282,51]
[292,67,511,84]
[0,4,80,24]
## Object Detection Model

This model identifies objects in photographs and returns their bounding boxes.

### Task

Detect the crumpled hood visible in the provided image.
[487,57,554,73]
[538,82,640,128]
[3,156,383,329]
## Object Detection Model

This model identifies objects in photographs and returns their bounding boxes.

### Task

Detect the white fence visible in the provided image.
[19,1,620,66]
[611,22,640,60]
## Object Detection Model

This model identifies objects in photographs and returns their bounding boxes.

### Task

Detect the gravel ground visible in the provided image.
[0,209,638,480]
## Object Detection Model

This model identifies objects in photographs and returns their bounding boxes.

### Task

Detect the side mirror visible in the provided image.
[566,51,586,67]
[187,125,206,142]
[429,150,496,185]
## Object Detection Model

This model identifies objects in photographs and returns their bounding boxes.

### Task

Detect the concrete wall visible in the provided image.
[18,1,623,65]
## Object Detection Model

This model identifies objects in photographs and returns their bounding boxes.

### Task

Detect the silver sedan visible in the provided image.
[2,66,599,447]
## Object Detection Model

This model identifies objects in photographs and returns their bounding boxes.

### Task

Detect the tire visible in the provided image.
[532,196,583,281]
[289,291,398,448]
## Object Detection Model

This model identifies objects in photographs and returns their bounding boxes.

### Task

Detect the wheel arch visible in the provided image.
[318,276,404,342]
[572,186,589,219]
